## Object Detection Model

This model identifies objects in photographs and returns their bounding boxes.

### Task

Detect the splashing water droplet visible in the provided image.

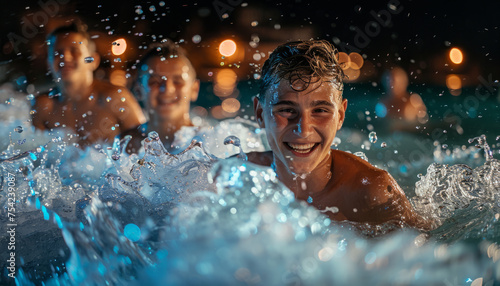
[84,57,94,63]
[224,135,240,147]
[224,135,247,160]
[14,126,23,133]
[192,35,201,44]
[124,223,141,242]
[148,131,160,140]
[369,131,377,143]
[59,62,65,67]
[106,97,112,102]
[381,142,387,148]
[307,196,313,203]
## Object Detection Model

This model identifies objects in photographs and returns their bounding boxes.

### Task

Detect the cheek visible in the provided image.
[149,92,158,107]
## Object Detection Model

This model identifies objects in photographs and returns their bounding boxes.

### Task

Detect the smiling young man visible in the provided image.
[123,42,200,153]
[32,21,146,147]
[249,40,431,230]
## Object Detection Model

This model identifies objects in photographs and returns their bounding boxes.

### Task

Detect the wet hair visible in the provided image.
[136,41,196,79]
[258,40,345,102]
[46,20,96,55]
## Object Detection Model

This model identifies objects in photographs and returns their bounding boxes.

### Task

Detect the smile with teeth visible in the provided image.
[286,142,318,154]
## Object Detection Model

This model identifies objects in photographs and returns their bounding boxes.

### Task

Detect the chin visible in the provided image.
[286,164,314,176]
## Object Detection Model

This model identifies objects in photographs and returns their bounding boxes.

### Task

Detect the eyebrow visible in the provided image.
[272,100,335,108]
[310,100,335,108]
[272,100,296,107]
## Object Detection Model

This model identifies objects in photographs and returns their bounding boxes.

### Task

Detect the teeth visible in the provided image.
[287,143,316,153]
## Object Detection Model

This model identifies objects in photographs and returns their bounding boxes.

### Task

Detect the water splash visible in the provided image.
[224,135,248,160]
[468,134,493,161]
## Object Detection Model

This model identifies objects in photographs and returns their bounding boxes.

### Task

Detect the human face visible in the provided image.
[140,57,199,123]
[48,33,97,90]
[254,79,347,175]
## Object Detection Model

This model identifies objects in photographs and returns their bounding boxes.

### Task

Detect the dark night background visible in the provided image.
[1,0,499,82]
[0,0,499,128]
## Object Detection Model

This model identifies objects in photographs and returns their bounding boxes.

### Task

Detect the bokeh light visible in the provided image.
[349,52,364,70]
[446,74,462,90]
[337,52,350,70]
[221,98,241,113]
[449,48,463,64]
[219,39,237,57]
[111,38,127,56]
[343,68,360,82]
[214,69,238,97]
[109,70,127,87]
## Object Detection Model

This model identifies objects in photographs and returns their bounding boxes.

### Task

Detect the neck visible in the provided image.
[60,79,93,102]
[274,152,333,197]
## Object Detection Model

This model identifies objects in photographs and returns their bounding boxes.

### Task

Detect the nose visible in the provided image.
[159,80,176,97]
[60,50,73,63]
[292,114,314,138]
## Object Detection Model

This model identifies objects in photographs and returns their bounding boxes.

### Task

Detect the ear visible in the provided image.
[337,98,348,130]
[253,96,265,128]
[90,52,101,71]
[190,79,200,102]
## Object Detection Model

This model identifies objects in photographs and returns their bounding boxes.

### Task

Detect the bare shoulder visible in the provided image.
[332,150,401,204]
[332,150,384,176]
[93,80,132,99]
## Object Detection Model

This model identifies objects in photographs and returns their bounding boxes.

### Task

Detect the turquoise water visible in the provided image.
[0,83,499,285]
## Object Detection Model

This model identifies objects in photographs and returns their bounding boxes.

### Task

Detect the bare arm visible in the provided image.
[107,87,147,132]
[31,95,52,130]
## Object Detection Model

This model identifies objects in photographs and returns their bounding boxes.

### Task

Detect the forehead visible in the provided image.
[144,57,191,74]
[52,33,88,48]
[264,79,341,104]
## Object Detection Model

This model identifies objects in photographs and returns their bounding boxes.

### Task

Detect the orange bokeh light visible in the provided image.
[221,98,241,113]
[109,70,127,87]
[219,40,237,57]
[214,69,238,97]
[112,38,127,56]
[349,52,364,70]
[446,74,462,93]
[337,52,350,70]
[449,48,463,64]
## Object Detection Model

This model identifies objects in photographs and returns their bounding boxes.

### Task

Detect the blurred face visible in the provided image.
[139,57,199,123]
[255,79,347,175]
[48,33,97,90]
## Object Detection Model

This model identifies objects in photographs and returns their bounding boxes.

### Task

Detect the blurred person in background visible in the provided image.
[379,66,428,130]
[32,20,146,147]
[123,41,200,153]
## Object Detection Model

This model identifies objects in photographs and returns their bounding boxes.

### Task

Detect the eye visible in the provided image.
[313,108,329,113]
[274,107,297,118]
[147,77,161,87]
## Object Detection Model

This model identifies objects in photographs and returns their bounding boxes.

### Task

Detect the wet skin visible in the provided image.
[139,56,199,126]
[32,32,146,146]
[251,79,431,229]
[124,56,200,153]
